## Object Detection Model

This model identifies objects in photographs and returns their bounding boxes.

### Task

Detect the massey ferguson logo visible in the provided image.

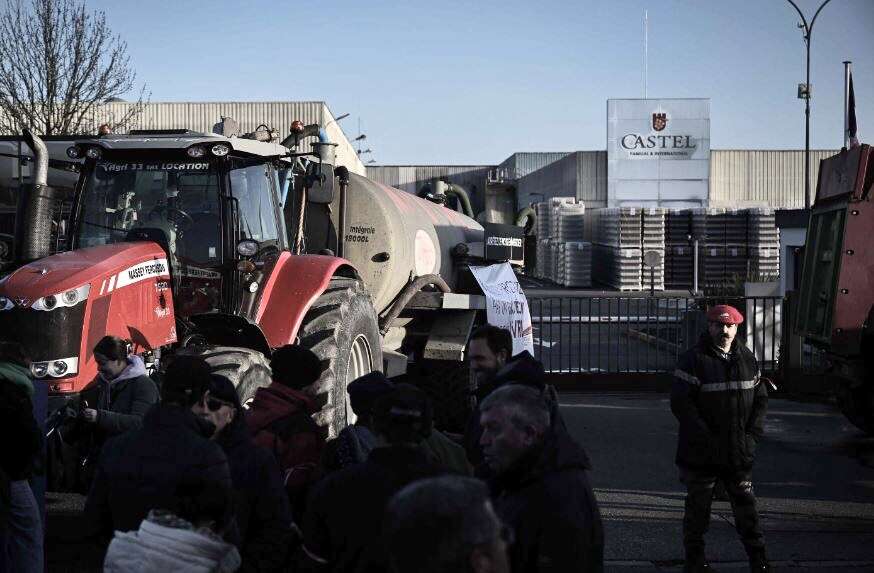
[652,113,667,132]
[14,297,30,308]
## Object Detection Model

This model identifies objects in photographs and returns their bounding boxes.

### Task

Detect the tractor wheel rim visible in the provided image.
[347,334,373,383]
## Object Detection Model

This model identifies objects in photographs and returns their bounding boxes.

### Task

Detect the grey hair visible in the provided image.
[384,476,500,573]
[479,384,551,433]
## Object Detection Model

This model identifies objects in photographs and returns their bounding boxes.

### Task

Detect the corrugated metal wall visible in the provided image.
[86,101,365,175]
[709,149,839,209]
[497,152,571,180]
[366,165,493,213]
[516,151,607,208]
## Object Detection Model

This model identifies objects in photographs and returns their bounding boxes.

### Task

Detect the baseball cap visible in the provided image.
[707,304,744,325]
[347,371,395,416]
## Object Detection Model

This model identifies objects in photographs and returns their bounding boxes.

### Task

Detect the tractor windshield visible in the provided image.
[76,161,223,268]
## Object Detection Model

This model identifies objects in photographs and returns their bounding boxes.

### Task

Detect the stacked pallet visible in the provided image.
[555,242,593,287]
[586,208,643,290]
[665,210,694,289]
[748,208,780,282]
[532,198,576,281]
[641,208,666,290]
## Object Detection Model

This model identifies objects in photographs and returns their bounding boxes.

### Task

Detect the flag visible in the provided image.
[848,72,859,147]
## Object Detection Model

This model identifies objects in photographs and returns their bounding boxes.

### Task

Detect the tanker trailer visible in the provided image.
[795,144,874,434]
[0,120,504,439]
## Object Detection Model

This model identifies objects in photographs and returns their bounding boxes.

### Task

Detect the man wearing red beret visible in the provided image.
[671,305,770,572]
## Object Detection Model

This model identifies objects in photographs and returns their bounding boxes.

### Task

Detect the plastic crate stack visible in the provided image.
[534,202,552,279]
[587,208,643,290]
[641,208,666,291]
[747,208,780,282]
[533,197,575,281]
[665,210,694,289]
[552,203,591,287]
[692,208,751,288]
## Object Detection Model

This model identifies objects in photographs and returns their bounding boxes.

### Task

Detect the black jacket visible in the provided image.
[301,445,445,573]
[489,431,604,573]
[465,351,570,473]
[671,334,768,471]
[0,380,40,481]
[218,416,294,572]
[83,404,234,544]
[80,364,159,439]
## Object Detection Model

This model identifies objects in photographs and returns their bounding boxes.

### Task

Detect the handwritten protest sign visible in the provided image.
[469,263,534,356]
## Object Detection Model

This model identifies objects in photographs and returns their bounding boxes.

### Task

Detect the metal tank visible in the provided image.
[340,172,483,313]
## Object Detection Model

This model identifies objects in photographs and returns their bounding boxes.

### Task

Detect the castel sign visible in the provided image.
[607,98,710,208]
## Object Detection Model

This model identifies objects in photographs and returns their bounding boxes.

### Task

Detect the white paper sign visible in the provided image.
[470,263,534,356]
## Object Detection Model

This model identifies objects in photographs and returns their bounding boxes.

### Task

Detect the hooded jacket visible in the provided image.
[84,405,234,546]
[80,355,159,437]
[489,431,604,573]
[103,510,241,573]
[219,403,294,572]
[465,351,570,472]
[671,333,768,471]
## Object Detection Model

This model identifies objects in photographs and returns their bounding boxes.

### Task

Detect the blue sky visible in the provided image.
[90,0,873,165]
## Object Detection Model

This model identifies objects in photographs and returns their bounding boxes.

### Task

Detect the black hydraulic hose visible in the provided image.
[336,166,349,258]
[446,184,475,219]
[379,273,450,334]
[516,206,535,233]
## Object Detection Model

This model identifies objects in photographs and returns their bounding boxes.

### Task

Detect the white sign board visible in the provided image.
[470,263,534,356]
[607,98,710,209]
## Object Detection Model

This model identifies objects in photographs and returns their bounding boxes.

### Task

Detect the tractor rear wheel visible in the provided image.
[297,277,382,438]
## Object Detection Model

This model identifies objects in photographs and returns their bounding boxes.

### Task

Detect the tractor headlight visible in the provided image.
[0,296,13,311]
[30,357,78,379]
[210,143,230,157]
[66,146,82,159]
[85,146,102,159]
[186,145,206,158]
[32,284,90,311]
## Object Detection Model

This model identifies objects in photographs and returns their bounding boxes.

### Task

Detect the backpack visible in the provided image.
[250,408,325,511]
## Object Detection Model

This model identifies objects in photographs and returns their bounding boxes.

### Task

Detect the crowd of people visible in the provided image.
[0,301,772,573]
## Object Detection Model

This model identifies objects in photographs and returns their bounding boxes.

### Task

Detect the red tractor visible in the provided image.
[1,120,498,437]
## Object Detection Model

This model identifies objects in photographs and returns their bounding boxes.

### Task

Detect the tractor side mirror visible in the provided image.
[305,162,336,204]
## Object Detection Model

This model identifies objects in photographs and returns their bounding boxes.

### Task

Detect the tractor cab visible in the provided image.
[68,132,291,318]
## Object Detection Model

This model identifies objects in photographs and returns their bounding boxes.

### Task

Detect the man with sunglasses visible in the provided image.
[479,384,604,573]
[192,375,294,572]
[84,356,235,550]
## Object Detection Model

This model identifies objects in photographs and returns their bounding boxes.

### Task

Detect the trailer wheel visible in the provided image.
[297,277,382,438]
[412,359,475,434]
[171,345,273,406]
[834,378,874,435]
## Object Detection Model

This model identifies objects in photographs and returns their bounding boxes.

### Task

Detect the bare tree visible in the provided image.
[0,0,148,135]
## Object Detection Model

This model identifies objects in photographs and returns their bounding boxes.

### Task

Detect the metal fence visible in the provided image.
[529,295,784,374]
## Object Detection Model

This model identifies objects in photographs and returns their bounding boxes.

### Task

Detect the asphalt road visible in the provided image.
[562,392,874,572]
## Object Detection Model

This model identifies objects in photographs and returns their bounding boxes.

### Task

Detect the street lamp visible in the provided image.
[785,0,833,210]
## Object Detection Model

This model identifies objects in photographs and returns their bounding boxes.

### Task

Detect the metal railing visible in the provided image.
[529,295,784,374]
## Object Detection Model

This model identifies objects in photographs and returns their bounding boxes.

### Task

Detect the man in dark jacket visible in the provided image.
[0,342,43,573]
[84,356,235,549]
[300,384,446,572]
[480,384,604,572]
[195,375,294,572]
[671,305,770,573]
[465,324,568,474]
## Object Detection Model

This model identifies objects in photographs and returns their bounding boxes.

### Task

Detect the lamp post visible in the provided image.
[785,0,833,210]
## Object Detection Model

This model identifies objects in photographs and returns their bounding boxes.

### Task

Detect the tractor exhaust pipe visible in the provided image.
[19,128,57,261]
